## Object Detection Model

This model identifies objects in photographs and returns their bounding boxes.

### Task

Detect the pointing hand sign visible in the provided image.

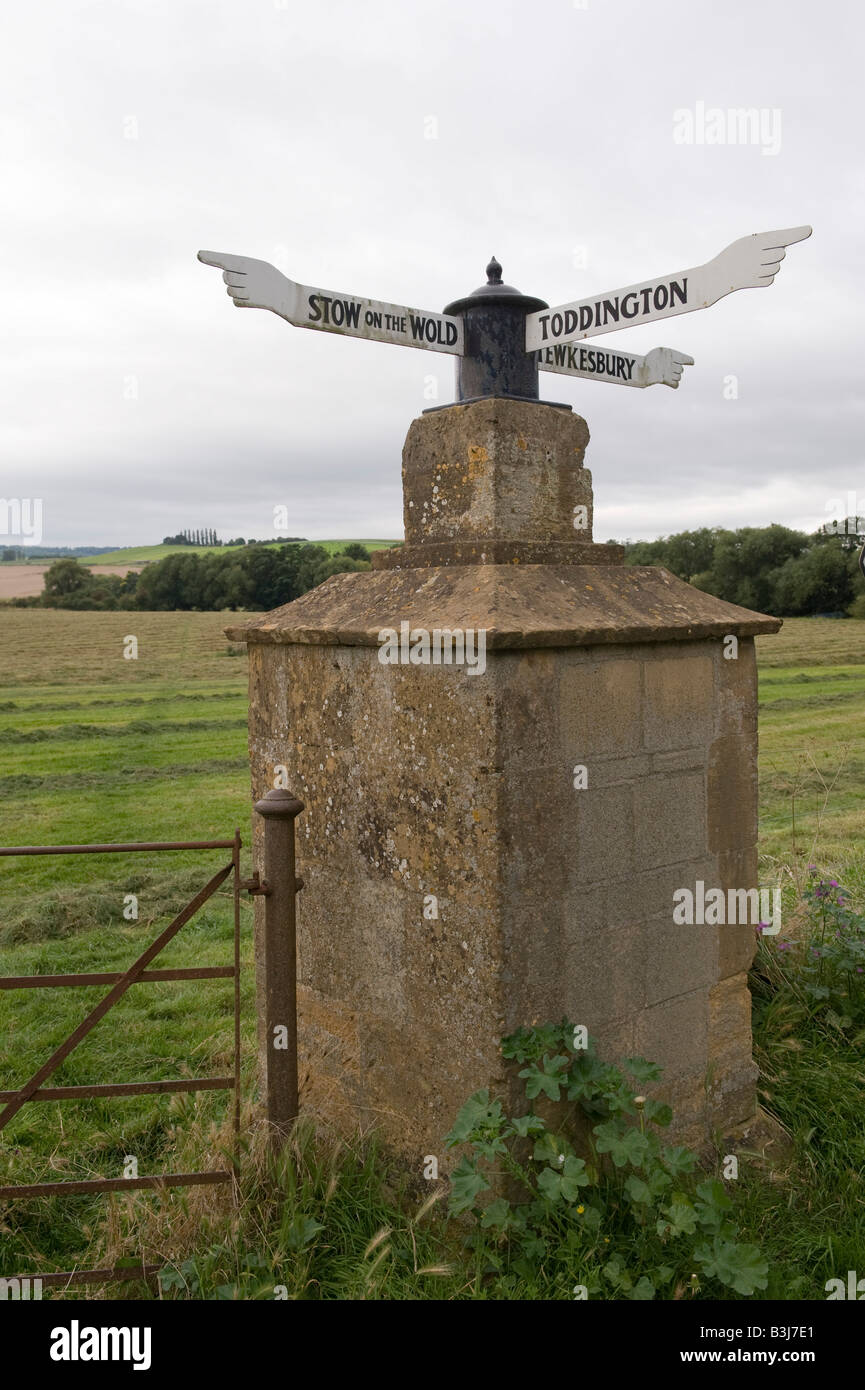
[526,225,812,351]
[537,343,696,389]
[197,250,464,355]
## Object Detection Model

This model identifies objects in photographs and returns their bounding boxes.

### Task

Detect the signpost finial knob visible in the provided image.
[486,256,503,285]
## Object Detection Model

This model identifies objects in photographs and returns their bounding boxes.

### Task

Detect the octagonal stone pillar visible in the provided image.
[228,399,780,1164]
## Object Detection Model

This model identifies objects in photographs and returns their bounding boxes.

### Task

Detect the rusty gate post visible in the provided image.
[253,787,304,1147]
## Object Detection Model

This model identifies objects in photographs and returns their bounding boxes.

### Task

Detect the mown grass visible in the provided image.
[0,612,255,920]
[0,610,254,686]
[0,612,863,1299]
[78,540,397,566]
[755,618,865,668]
[755,645,865,915]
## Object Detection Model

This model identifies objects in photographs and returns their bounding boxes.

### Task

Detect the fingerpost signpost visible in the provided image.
[200,225,811,1169]
[199,224,809,401]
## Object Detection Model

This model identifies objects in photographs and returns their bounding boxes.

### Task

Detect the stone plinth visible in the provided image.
[374,397,622,569]
[228,399,780,1163]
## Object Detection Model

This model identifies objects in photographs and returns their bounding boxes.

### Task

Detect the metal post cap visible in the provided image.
[254,788,305,819]
[443,256,548,316]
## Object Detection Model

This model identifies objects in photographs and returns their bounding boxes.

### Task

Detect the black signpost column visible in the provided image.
[442,256,549,404]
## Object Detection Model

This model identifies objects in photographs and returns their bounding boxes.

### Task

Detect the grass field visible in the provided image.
[75,540,397,565]
[0,608,251,686]
[0,611,863,1298]
[0,610,255,931]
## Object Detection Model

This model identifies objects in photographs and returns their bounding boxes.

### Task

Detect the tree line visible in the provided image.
[619,524,864,618]
[17,542,375,611]
[6,526,864,616]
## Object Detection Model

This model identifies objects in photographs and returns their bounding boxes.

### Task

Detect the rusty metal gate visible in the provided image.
[0,830,244,1291]
[0,788,304,1292]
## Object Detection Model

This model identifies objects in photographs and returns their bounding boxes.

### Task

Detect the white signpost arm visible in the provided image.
[197,251,464,355]
[525,226,812,351]
[537,344,695,389]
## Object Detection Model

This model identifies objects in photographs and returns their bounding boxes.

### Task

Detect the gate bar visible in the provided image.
[0,1077,234,1102]
[0,1171,232,1199]
[1,967,235,989]
[0,839,237,856]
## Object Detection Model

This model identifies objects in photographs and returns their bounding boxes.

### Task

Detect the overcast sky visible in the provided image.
[2,0,861,547]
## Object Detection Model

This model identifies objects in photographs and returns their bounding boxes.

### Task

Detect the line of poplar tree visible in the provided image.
[162,528,220,546]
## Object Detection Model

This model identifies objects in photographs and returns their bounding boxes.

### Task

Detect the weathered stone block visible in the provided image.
[499,766,571,902]
[634,771,706,866]
[644,910,716,1006]
[574,783,634,885]
[497,648,561,771]
[560,655,643,757]
[650,747,705,774]
[401,397,592,546]
[635,989,709,1082]
[565,919,645,1025]
[643,649,715,752]
[707,974,759,1129]
[561,883,605,951]
[708,973,755,1065]
[606,859,718,927]
[502,898,566,1027]
[716,847,761,978]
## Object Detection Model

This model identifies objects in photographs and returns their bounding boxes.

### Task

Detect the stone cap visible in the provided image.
[372,539,624,569]
[225,564,782,647]
[400,397,599,557]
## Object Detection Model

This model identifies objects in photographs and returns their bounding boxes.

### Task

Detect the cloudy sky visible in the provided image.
[2,0,861,547]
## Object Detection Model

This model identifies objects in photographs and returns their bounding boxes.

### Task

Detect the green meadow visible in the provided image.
[74,540,397,566]
[0,611,863,1298]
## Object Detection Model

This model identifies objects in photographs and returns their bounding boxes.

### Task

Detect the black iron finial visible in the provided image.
[486,256,503,285]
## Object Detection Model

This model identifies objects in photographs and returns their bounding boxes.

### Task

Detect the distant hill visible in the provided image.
[77,540,399,565]
[2,545,120,560]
